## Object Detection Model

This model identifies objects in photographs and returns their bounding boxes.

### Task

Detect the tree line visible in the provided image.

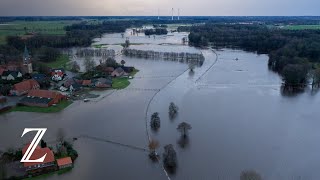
[184,23,320,88]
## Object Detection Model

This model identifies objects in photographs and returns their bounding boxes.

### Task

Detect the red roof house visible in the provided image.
[10,79,40,96]
[22,144,56,173]
[56,157,73,169]
[82,80,92,86]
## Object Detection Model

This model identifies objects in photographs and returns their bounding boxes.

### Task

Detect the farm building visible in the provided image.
[92,78,112,88]
[56,157,73,169]
[111,67,127,77]
[10,79,40,96]
[19,90,66,107]
[22,144,56,174]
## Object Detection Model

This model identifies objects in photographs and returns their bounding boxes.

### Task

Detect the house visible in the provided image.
[111,67,127,77]
[19,90,66,107]
[1,71,23,81]
[56,157,73,169]
[96,65,114,75]
[51,68,65,81]
[122,66,135,73]
[70,83,82,92]
[92,78,112,88]
[63,78,82,92]
[10,79,40,96]
[22,144,56,174]
[82,80,92,87]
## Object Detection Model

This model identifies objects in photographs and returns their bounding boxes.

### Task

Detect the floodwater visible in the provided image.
[2,29,320,180]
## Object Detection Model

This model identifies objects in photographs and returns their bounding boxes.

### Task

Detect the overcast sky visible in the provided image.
[0,0,319,16]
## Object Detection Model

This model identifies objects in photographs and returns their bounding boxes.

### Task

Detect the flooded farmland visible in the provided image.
[1,29,320,180]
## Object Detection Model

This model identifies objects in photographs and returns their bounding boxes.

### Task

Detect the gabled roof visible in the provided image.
[82,80,92,86]
[32,74,46,80]
[22,144,55,167]
[2,71,21,78]
[56,157,72,167]
[13,79,39,92]
[51,68,65,73]
[28,89,63,99]
[114,67,124,73]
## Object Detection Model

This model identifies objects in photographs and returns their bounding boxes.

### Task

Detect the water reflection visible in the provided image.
[177,135,190,149]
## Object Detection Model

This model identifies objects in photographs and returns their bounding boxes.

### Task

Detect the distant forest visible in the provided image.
[1,16,320,88]
[181,23,320,88]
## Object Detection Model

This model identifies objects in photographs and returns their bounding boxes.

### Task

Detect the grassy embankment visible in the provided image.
[112,69,139,89]
[23,167,73,180]
[10,100,72,113]
[0,20,77,44]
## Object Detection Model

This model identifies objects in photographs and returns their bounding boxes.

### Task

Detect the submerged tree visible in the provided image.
[163,144,177,171]
[240,170,262,180]
[177,122,192,137]
[70,61,80,72]
[189,62,196,72]
[150,112,161,131]
[169,102,179,119]
[121,60,126,66]
[83,57,96,72]
[125,38,130,48]
[311,68,320,89]
[0,161,6,180]
[57,128,66,144]
[148,139,159,160]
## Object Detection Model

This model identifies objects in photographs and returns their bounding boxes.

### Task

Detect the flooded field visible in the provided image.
[2,29,320,180]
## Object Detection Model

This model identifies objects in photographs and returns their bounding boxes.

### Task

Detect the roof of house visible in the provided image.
[32,74,47,80]
[56,157,73,167]
[113,67,124,74]
[93,78,112,85]
[20,96,53,105]
[82,80,92,86]
[28,89,63,99]
[13,79,39,92]
[2,70,21,78]
[122,66,134,73]
[52,68,65,73]
[22,144,55,167]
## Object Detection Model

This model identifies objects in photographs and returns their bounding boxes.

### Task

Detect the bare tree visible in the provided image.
[57,128,66,144]
[121,60,126,66]
[177,122,192,137]
[83,57,96,72]
[240,170,262,180]
[0,161,6,180]
[125,38,130,48]
[148,139,159,160]
[70,61,80,72]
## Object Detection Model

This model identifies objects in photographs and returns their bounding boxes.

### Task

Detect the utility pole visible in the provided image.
[178,8,180,20]
[158,8,160,20]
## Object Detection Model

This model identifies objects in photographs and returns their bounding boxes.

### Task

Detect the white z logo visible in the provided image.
[20,128,47,163]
